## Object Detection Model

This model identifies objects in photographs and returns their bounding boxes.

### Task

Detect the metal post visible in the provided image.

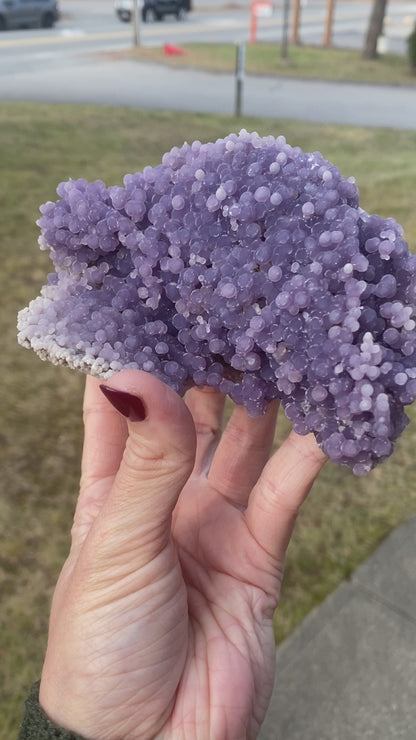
[281,0,291,61]
[132,0,140,47]
[235,42,246,117]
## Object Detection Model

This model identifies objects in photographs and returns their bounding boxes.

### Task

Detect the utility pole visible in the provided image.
[281,0,291,61]
[132,0,140,46]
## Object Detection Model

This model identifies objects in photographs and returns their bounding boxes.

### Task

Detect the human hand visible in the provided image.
[39,370,327,740]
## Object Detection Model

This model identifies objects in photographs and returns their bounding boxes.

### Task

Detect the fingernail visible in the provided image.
[99,385,147,422]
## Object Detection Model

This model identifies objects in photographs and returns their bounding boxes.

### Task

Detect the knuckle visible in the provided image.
[193,421,220,439]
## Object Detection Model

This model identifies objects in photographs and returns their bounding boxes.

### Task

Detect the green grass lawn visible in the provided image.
[2,102,416,736]
[113,41,416,86]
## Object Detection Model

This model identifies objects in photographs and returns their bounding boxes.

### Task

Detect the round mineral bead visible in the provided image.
[270,191,283,206]
[219,282,237,299]
[268,266,282,282]
[302,202,315,217]
[254,186,270,203]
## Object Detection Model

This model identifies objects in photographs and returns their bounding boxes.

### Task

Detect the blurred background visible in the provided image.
[1,0,416,736]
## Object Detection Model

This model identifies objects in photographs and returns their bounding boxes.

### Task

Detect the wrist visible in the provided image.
[19,681,87,740]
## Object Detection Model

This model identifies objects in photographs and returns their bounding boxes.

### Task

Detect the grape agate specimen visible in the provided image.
[17,130,416,474]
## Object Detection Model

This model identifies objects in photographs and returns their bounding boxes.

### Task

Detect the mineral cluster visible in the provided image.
[18,130,416,474]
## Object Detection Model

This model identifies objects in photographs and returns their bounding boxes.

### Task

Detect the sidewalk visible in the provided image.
[259,515,416,740]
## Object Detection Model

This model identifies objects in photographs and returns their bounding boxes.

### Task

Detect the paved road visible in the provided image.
[1,0,416,130]
[0,0,415,68]
[1,0,415,129]
[1,54,416,130]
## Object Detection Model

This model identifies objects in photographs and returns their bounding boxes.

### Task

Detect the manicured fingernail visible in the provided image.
[99,385,147,422]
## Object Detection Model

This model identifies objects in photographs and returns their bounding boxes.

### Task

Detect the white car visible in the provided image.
[115,0,191,24]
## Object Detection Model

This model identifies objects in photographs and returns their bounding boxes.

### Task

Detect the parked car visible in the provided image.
[115,0,191,24]
[0,0,59,30]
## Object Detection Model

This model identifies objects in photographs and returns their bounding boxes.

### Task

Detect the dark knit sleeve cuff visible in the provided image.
[18,682,87,740]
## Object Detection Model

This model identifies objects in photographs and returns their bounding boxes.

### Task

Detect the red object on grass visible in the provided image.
[163,43,186,55]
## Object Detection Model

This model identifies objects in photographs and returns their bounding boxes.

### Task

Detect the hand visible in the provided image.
[39,370,326,740]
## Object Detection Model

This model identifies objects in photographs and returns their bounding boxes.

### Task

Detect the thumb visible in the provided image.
[89,370,196,568]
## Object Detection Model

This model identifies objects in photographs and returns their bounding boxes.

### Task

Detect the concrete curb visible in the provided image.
[260,516,416,739]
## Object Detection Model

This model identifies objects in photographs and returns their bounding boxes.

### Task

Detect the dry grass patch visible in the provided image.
[113,42,416,85]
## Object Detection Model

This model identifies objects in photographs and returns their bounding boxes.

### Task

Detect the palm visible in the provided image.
[164,476,282,739]
[40,374,326,740]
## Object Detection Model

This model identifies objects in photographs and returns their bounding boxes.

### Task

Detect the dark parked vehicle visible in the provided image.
[115,0,191,24]
[0,0,59,30]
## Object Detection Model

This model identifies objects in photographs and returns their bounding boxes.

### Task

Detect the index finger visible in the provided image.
[80,375,129,493]
[244,431,327,563]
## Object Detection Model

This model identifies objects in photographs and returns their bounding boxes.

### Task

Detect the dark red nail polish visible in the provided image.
[99,385,147,422]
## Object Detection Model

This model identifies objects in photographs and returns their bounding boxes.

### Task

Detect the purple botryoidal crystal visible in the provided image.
[17,130,416,474]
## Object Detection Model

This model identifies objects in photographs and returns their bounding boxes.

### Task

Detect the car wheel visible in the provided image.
[176,8,187,20]
[0,15,7,30]
[144,8,157,22]
[118,11,132,22]
[41,12,55,28]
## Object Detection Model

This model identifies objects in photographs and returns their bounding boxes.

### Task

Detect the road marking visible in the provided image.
[201,17,238,27]
[0,10,376,49]
[60,28,87,37]
[0,29,130,48]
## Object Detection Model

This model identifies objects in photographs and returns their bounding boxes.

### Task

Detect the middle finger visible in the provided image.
[184,385,226,474]
[208,399,279,508]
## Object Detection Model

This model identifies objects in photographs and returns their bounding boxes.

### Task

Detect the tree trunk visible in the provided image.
[291,0,302,45]
[362,0,388,59]
[323,0,336,47]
